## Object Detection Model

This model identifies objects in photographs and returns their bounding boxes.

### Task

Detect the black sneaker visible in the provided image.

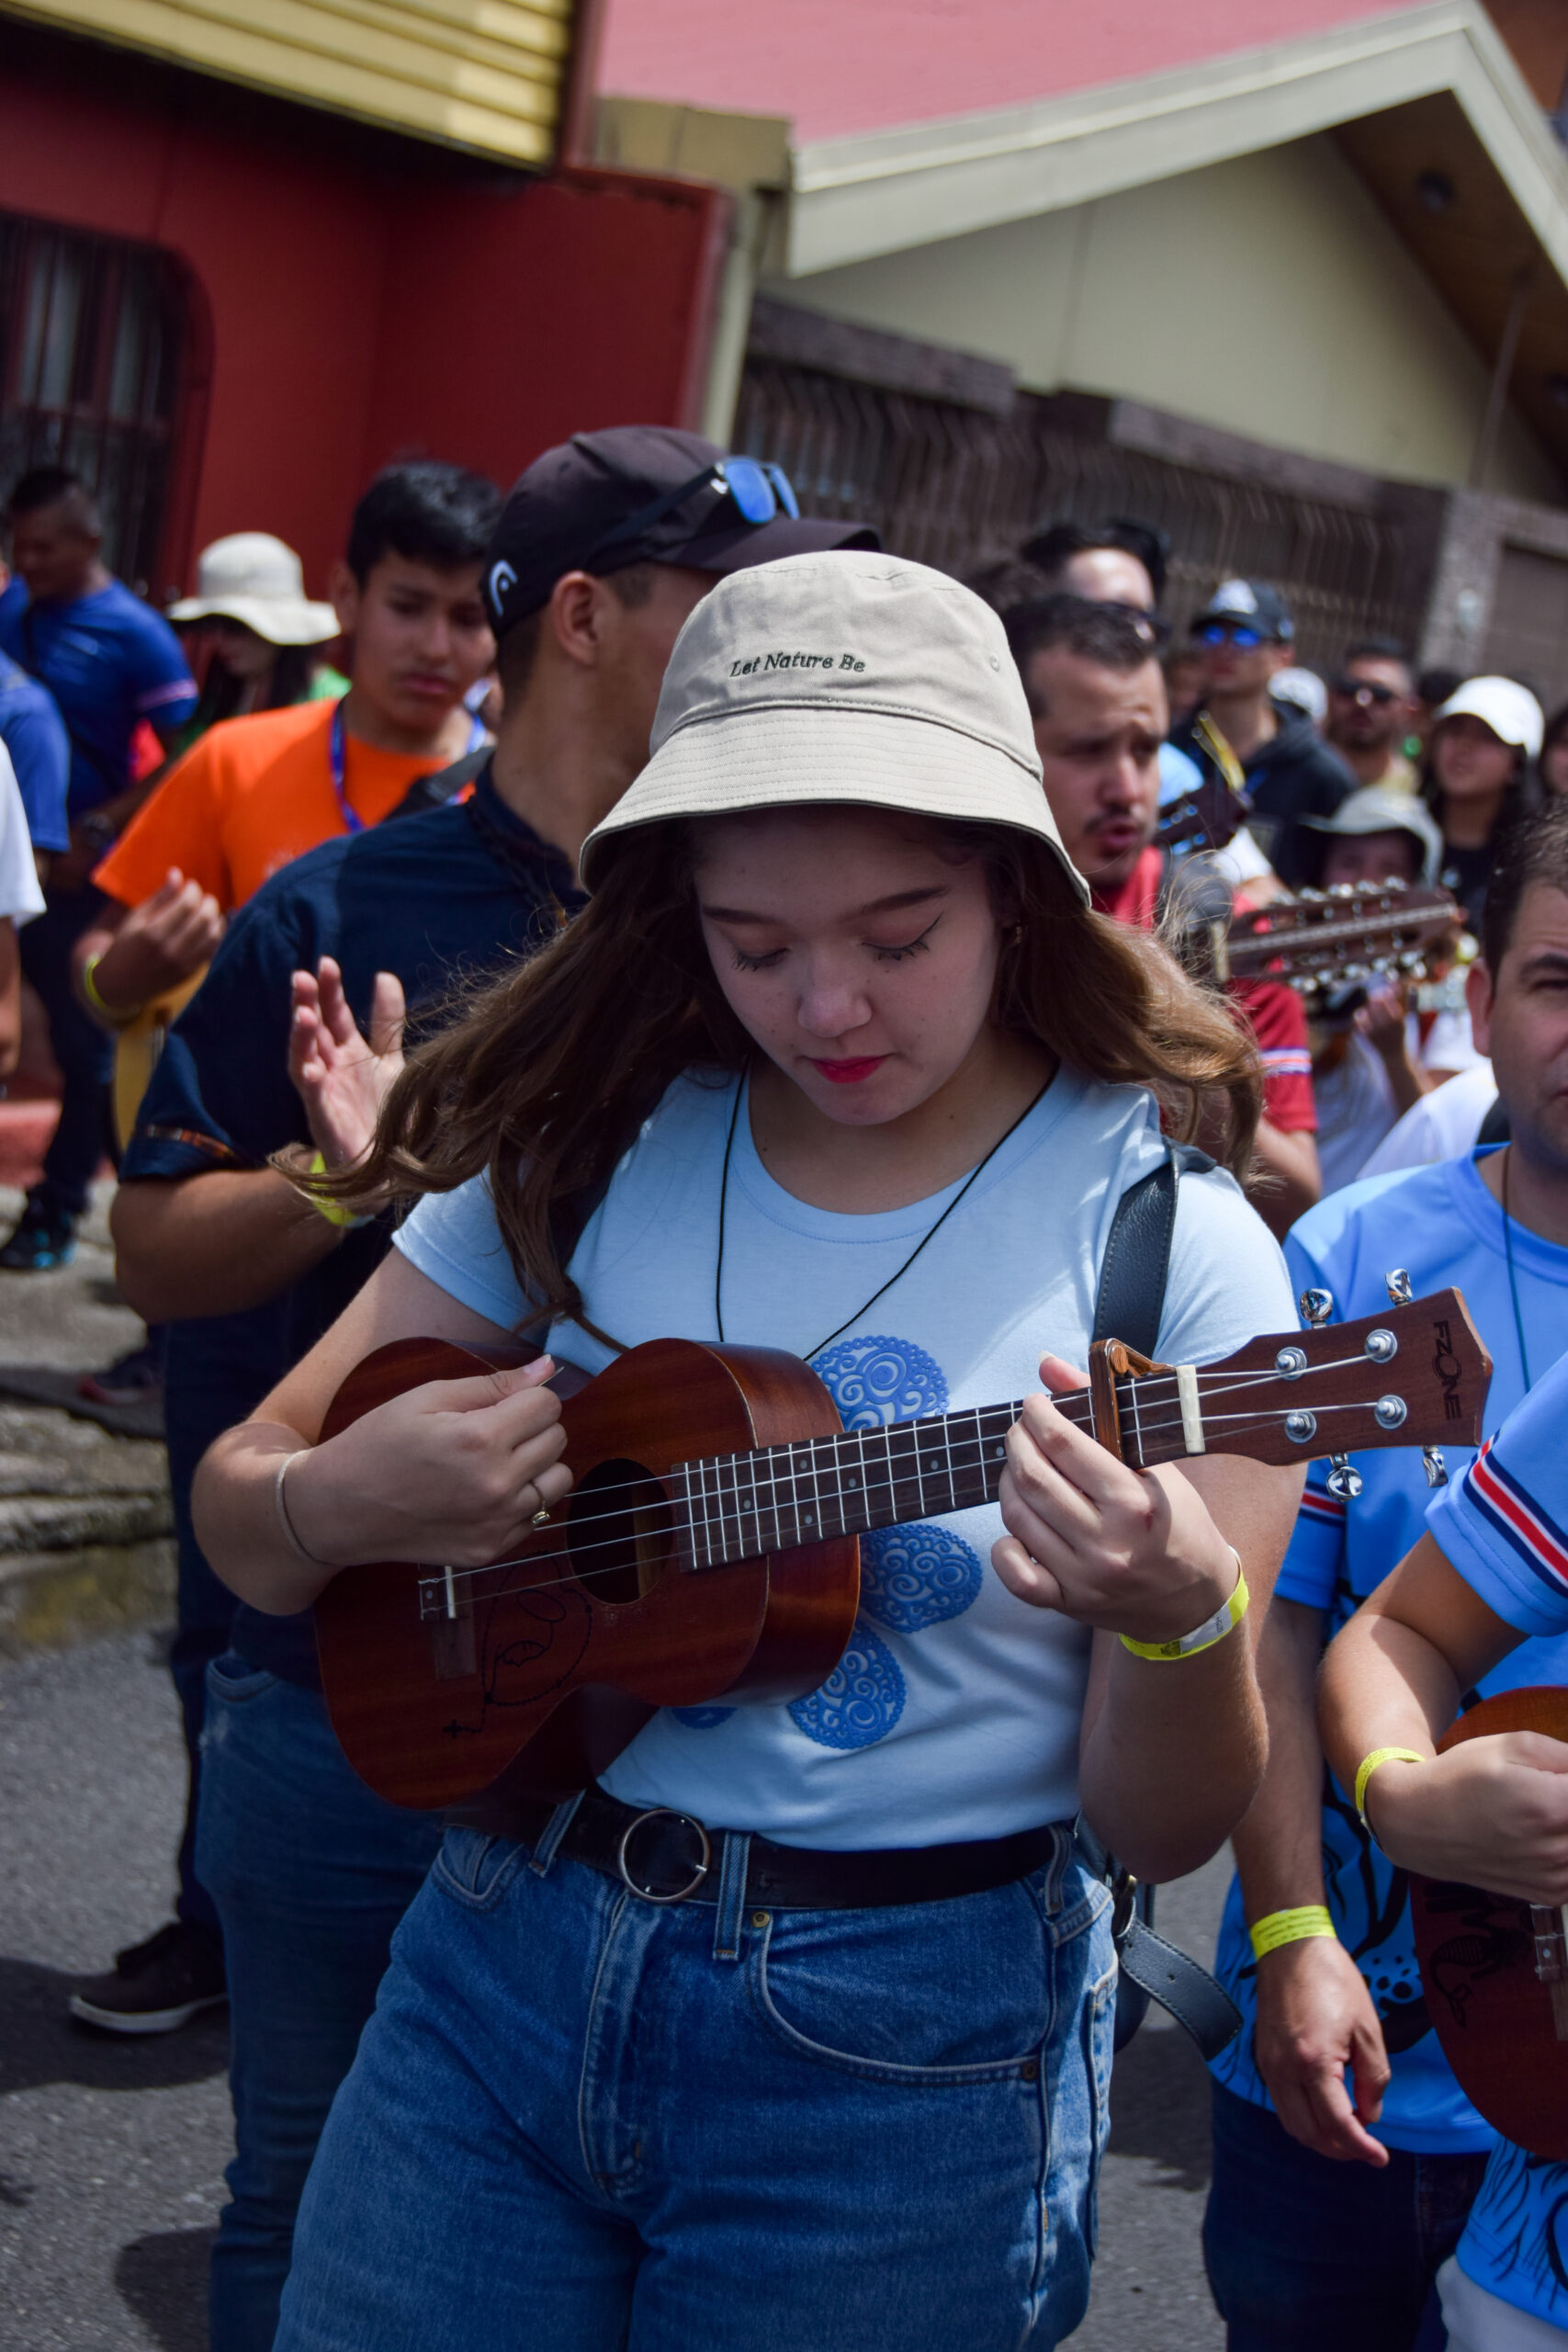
[0,1193,78,1272]
[79,1338,164,1408]
[69,1920,227,2035]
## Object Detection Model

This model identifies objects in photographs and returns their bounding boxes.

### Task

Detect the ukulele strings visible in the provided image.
[425,1392,1404,1614]
[416,1352,1392,1610]
[414,1351,1385,1597]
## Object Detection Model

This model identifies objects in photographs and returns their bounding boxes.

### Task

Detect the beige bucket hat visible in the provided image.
[168,533,340,647]
[581,549,1088,900]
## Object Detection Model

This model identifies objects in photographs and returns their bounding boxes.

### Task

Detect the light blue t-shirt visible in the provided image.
[394,1065,1292,1849]
[1210,1148,1568,2152]
[1421,1352,1568,2326]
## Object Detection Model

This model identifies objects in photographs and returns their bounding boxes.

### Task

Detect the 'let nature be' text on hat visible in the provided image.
[168,534,340,647]
[581,550,1088,904]
[1434,675,1544,760]
[482,427,879,641]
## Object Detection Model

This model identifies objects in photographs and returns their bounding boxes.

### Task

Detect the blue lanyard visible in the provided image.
[328,702,486,834]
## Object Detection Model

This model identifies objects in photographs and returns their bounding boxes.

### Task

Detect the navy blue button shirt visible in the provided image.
[124,769,582,1684]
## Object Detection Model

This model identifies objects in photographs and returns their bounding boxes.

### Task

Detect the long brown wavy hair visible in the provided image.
[311,814,1262,1334]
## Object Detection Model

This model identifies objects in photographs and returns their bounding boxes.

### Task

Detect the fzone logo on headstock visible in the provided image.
[1433,1318,1465,1421]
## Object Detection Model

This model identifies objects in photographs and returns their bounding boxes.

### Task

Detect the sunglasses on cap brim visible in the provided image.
[586,458,800,568]
[1192,619,1278,649]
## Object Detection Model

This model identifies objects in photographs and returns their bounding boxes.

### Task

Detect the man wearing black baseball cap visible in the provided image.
[1173,577,1354,887]
[100,428,874,2352]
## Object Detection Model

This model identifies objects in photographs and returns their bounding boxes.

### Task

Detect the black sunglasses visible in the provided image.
[1192,620,1273,649]
[1330,677,1400,706]
[585,458,800,567]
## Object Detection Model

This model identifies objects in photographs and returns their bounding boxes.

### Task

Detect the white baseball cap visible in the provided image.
[581,550,1088,899]
[168,533,340,647]
[1434,675,1543,759]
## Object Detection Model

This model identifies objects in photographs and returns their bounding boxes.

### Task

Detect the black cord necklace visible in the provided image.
[714,1069,1052,1360]
[1501,1144,1533,1391]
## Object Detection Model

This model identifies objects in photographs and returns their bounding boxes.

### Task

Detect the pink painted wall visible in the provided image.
[599,0,1420,143]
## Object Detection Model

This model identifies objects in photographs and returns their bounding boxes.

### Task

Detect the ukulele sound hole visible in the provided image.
[567,1458,671,1606]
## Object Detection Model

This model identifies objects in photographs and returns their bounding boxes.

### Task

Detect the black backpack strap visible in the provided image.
[384,744,491,823]
[1091,1141,1215,1357]
[1088,1139,1240,2061]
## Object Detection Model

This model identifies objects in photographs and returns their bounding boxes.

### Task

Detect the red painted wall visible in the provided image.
[0,60,724,594]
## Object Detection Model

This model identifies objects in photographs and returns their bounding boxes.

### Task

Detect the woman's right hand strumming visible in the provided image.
[193,1310,574,1618]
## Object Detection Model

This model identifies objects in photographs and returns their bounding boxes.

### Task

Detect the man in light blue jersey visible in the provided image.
[1203,799,1568,2348]
[1321,1348,1568,2347]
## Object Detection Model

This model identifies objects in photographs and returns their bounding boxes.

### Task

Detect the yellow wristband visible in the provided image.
[1354,1746,1427,1824]
[1121,1555,1247,1662]
[81,951,137,1029]
[1248,1905,1337,1961]
[303,1149,371,1231]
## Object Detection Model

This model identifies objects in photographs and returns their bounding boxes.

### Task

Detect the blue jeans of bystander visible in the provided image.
[194,1652,443,2352]
[1204,2081,1490,2351]
[274,1815,1118,2352]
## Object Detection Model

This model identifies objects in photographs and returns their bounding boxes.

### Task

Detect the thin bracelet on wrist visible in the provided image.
[1248,1905,1337,1961]
[1120,1549,1247,1663]
[275,1450,335,1570]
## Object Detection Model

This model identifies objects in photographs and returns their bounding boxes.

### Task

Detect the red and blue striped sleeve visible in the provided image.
[1427,1351,1568,1636]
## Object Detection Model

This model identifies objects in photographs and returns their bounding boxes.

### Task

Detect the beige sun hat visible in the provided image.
[581,549,1088,899]
[168,533,340,647]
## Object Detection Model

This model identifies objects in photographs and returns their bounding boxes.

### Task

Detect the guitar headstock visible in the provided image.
[1154,775,1252,856]
[1224,882,1461,996]
[1114,1285,1492,1473]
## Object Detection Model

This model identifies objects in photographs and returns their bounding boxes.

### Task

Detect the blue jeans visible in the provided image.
[195,1654,443,2352]
[1204,2082,1490,2350]
[274,1818,1117,2352]
[17,885,115,1215]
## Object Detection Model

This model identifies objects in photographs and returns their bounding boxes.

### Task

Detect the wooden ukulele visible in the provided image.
[312,1286,1490,1813]
[1411,1689,1568,2159]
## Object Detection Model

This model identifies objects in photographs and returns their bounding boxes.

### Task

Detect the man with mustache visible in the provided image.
[1009,594,1319,1237]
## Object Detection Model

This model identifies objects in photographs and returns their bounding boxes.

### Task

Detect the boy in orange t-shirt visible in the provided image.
[75,460,500,1031]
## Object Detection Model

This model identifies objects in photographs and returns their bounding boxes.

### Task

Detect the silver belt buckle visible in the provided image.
[616,1807,713,1904]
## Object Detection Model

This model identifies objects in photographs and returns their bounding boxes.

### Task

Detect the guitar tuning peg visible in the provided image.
[1421,1447,1449,1489]
[1326,1453,1364,1501]
[1384,1270,1415,1306]
[1299,1288,1335,1327]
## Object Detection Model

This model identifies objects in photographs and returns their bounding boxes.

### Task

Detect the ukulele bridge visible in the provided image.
[1529,1904,1568,2041]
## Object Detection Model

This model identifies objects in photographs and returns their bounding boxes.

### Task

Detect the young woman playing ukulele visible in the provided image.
[195,552,1303,2350]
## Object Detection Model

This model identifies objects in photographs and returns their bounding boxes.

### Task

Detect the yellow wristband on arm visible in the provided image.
[1248,1905,1337,1961]
[81,951,137,1029]
[1120,1555,1248,1663]
[303,1150,371,1232]
[1354,1747,1427,1825]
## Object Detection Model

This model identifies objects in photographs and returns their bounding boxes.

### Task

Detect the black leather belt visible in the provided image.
[512,1787,1064,1912]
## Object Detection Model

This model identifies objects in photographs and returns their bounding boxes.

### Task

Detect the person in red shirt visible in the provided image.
[1006,594,1320,1238]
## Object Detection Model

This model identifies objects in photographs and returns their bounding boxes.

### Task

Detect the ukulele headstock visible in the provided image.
[1110,1284,1492,1472]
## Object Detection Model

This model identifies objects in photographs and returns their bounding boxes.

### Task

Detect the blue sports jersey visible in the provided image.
[0,574,195,817]
[1425,1351,1568,2326]
[1210,1148,1568,2152]
[0,650,69,853]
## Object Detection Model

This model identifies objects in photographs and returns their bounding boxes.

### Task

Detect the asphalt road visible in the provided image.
[0,1629,1228,2349]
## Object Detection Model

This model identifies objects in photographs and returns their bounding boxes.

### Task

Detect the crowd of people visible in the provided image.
[3,435,1568,2350]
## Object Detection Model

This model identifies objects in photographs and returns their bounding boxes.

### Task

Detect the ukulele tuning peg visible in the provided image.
[1384,1269,1415,1306]
[1326,1453,1364,1501]
[1421,1447,1449,1489]
[1299,1288,1335,1327]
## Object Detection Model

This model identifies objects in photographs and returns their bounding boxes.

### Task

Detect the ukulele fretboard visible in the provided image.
[675,1393,1098,1570]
